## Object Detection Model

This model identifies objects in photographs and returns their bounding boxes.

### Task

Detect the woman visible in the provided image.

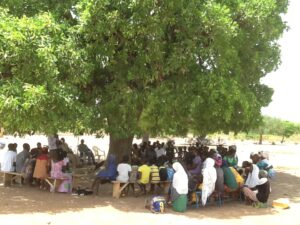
[223,145,238,168]
[243,171,270,205]
[171,162,188,212]
[245,163,260,188]
[50,149,72,193]
[92,154,117,193]
[33,147,49,189]
[214,154,224,193]
[201,158,217,206]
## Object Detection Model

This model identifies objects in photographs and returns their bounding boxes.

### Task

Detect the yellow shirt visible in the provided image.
[138,164,151,184]
[229,167,244,186]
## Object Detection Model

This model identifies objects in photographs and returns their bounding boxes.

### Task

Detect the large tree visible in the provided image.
[0,0,288,158]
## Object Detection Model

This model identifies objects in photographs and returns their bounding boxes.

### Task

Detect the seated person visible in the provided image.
[91,154,117,193]
[223,145,238,168]
[171,162,188,212]
[200,158,217,206]
[77,139,95,165]
[137,159,151,195]
[222,163,239,192]
[116,155,131,183]
[243,171,270,206]
[1,143,17,172]
[50,149,72,193]
[214,154,224,194]
[188,148,202,176]
[149,159,160,193]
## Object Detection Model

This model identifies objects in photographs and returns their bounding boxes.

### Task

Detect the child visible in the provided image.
[33,147,49,190]
[149,158,160,193]
[128,159,139,194]
[116,155,131,183]
[137,159,151,195]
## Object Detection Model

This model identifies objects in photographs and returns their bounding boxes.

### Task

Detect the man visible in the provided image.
[60,138,73,153]
[47,134,59,151]
[16,143,30,173]
[1,143,17,172]
[77,139,95,165]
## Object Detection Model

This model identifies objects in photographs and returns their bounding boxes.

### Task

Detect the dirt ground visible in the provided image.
[1,142,300,225]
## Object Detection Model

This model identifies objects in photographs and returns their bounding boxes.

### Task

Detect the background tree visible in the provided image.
[0,0,289,158]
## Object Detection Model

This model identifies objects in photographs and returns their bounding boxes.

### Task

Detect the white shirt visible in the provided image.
[48,136,58,150]
[116,163,132,183]
[1,150,17,172]
[155,148,166,158]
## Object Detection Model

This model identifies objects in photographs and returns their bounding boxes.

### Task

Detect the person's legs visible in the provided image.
[138,183,146,195]
[87,151,95,165]
[243,187,258,202]
[91,177,101,193]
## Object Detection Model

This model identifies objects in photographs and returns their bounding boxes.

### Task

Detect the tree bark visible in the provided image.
[259,133,263,145]
[108,134,134,162]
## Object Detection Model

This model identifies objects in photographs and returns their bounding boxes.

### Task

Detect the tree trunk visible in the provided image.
[281,136,285,143]
[108,134,134,162]
[142,133,149,143]
[259,133,263,145]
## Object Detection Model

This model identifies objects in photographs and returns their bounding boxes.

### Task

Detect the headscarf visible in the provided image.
[97,154,117,180]
[202,158,217,206]
[245,164,260,188]
[172,162,188,195]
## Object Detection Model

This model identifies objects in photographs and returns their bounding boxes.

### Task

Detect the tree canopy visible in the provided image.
[0,0,289,155]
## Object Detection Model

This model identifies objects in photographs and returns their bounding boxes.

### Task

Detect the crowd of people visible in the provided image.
[92,140,275,212]
[0,137,275,212]
[0,136,92,192]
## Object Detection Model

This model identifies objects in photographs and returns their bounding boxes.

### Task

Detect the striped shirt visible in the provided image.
[150,165,160,183]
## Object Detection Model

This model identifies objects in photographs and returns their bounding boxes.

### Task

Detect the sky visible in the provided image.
[261,0,300,123]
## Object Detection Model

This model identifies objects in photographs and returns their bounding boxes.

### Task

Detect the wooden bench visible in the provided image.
[45,177,69,192]
[45,174,83,193]
[111,180,171,199]
[0,171,23,186]
[111,181,130,199]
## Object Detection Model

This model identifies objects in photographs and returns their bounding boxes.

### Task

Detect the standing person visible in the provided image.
[23,151,38,185]
[33,147,50,190]
[77,139,95,165]
[48,134,59,151]
[16,143,31,182]
[155,143,166,159]
[171,162,188,212]
[1,143,17,172]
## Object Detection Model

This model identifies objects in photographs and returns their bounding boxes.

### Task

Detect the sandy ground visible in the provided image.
[0,136,300,225]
